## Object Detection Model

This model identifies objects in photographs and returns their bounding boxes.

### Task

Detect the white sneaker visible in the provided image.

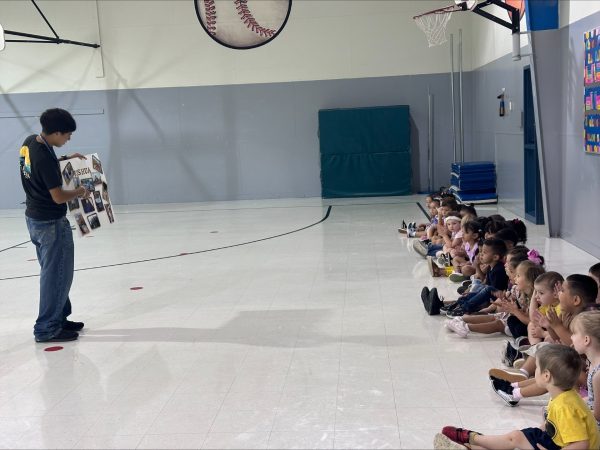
[445,319,469,338]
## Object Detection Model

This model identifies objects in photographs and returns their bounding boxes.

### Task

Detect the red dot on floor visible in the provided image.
[179,252,189,256]
[130,286,143,290]
[44,346,63,352]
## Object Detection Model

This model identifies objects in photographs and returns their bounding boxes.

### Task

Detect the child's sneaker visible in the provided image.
[512,358,526,369]
[439,426,480,447]
[446,307,466,317]
[491,384,520,407]
[427,288,443,316]
[421,286,431,309]
[488,367,528,383]
[489,375,513,394]
[456,281,471,295]
[428,257,444,277]
[413,239,429,257]
[449,272,469,283]
[501,340,523,367]
[445,319,469,338]
[509,336,530,351]
[440,301,459,312]
[433,433,468,450]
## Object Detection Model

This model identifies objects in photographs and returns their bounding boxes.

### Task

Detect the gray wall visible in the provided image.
[470,10,600,258]
[0,74,472,209]
[559,11,600,258]
[470,50,530,219]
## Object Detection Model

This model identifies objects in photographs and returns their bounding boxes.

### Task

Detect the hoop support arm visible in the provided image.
[472,0,520,34]
[4,30,100,48]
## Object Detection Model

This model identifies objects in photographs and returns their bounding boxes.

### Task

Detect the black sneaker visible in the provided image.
[440,301,458,312]
[492,385,519,407]
[502,341,523,367]
[35,329,79,343]
[446,307,466,317]
[63,320,85,331]
[457,285,469,295]
[421,286,430,309]
[427,288,442,316]
[489,376,513,394]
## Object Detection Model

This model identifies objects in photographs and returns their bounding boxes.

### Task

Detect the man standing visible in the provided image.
[19,108,89,342]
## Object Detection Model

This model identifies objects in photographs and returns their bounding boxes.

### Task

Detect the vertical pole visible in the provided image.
[428,90,434,193]
[459,28,464,162]
[450,34,457,163]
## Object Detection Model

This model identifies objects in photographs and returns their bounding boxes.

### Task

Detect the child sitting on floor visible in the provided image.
[435,344,600,450]
[489,274,599,406]
[528,271,564,345]
[445,260,544,339]
[448,219,482,282]
[399,197,440,237]
[439,239,509,317]
[427,213,463,277]
[413,197,457,256]
[572,311,600,427]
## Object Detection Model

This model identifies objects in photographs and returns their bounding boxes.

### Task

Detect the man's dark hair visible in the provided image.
[482,238,508,258]
[40,108,76,134]
[566,274,599,306]
[589,262,600,281]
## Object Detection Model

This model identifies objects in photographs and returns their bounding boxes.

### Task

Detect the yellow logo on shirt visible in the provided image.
[20,145,31,179]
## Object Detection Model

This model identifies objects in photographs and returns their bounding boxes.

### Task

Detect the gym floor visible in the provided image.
[0,196,597,449]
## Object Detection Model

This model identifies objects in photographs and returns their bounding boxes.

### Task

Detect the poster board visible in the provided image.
[584,27,600,155]
[59,153,115,236]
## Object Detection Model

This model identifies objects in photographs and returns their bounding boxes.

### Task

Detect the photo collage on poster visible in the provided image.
[584,27,600,155]
[60,153,115,236]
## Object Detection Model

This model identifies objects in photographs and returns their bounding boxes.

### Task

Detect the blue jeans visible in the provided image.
[26,216,74,340]
[456,285,494,313]
[427,244,443,257]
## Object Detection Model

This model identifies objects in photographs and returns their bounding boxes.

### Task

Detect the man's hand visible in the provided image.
[77,187,91,198]
[63,153,87,160]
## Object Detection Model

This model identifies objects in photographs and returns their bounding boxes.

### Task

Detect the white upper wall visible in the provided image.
[0,0,473,94]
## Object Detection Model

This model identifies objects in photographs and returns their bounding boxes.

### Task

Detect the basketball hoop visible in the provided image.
[413,1,476,47]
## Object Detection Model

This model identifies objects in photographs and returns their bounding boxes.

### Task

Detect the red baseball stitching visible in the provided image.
[204,0,217,35]
[234,0,276,38]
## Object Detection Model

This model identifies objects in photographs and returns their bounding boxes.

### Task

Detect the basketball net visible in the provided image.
[414,11,453,47]
[414,2,474,47]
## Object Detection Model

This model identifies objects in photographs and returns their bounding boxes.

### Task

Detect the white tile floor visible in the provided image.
[0,196,598,449]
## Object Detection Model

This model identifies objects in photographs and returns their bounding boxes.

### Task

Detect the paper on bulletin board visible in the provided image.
[59,153,115,236]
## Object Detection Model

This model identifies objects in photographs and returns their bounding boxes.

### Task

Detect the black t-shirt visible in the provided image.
[486,262,509,291]
[19,134,67,220]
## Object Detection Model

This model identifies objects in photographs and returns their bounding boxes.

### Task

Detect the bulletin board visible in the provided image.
[59,153,115,236]
[584,27,600,155]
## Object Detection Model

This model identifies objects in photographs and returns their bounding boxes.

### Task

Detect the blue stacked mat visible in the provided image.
[449,161,498,204]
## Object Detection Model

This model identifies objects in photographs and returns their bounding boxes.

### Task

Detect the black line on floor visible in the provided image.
[0,206,333,282]
[416,202,430,221]
[0,240,32,254]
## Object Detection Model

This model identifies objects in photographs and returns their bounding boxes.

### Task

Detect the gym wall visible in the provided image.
[468,2,600,258]
[0,1,472,209]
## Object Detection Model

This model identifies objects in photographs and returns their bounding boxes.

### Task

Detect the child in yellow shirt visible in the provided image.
[434,344,600,450]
